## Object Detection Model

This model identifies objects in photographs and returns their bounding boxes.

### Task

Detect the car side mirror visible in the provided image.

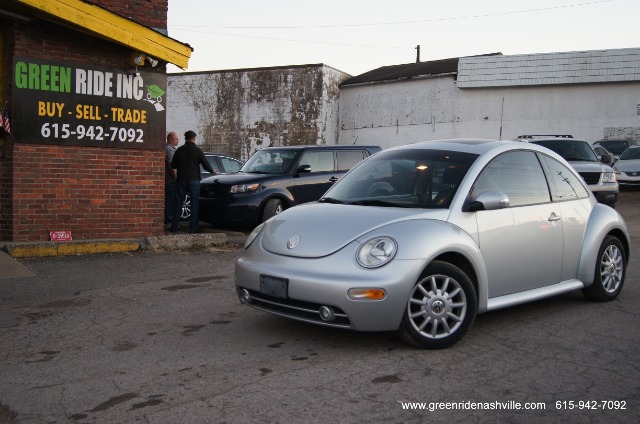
[296,164,312,174]
[599,153,613,164]
[467,191,510,212]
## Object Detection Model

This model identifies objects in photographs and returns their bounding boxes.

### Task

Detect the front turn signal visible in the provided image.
[348,288,386,301]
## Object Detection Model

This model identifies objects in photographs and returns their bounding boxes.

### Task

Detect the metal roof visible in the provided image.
[457,48,640,88]
[340,53,502,87]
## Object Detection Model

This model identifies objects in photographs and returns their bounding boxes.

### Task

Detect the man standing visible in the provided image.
[170,130,214,233]
[164,131,179,224]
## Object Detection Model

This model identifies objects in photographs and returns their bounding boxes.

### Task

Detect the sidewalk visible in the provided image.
[0,223,247,259]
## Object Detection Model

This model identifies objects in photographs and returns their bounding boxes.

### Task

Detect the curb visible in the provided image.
[2,232,244,258]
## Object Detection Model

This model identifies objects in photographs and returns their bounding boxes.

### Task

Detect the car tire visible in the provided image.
[180,193,191,220]
[400,261,477,349]
[582,235,626,301]
[262,198,285,222]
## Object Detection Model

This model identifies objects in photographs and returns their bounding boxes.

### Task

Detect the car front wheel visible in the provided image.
[401,261,477,349]
[582,235,626,301]
[262,198,284,222]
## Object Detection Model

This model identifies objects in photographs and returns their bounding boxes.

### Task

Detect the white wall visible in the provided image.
[338,77,640,148]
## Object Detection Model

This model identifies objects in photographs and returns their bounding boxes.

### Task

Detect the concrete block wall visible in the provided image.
[338,76,640,148]
[167,64,350,161]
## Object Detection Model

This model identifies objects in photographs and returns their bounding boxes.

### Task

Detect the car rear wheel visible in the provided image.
[582,235,625,301]
[262,198,285,222]
[401,261,477,349]
[180,193,191,220]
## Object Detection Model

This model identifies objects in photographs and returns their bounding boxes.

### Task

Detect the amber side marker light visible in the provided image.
[348,288,386,301]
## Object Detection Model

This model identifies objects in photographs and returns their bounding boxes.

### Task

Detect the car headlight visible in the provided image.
[602,172,617,183]
[244,222,266,249]
[356,237,397,268]
[231,183,260,194]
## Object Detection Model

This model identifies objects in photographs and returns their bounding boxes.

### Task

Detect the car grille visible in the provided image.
[201,185,229,199]
[578,172,601,185]
[239,288,352,328]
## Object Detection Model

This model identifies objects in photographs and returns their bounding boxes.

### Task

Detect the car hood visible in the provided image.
[260,202,448,258]
[614,159,640,171]
[566,160,613,172]
[201,172,288,185]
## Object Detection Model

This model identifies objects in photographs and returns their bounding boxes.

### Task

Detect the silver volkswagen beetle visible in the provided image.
[235,139,630,349]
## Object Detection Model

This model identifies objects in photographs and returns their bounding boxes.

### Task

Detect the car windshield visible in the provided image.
[321,149,478,209]
[533,140,598,162]
[619,148,640,160]
[598,140,629,155]
[241,149,297,174]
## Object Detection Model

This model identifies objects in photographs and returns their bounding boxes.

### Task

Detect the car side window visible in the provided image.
[337,150,366,171]
[219,157,242,173]
[538,153,590,201]
[201,157,220,172]
[472,151,550,206]
[299,150,335,172]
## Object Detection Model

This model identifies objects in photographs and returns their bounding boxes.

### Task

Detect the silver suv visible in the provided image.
[517,135,618,206]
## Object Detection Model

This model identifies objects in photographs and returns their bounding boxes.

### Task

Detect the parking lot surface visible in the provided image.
[1,191,639,423]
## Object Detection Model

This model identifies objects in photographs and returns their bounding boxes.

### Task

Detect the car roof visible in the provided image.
[385,138,529,155]
[522,137,589,144]
[255,145,380,151]
[204,152,241,158]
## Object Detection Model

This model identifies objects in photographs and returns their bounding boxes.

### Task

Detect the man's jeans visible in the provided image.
[172,180,201,232]
[164,179,177,222]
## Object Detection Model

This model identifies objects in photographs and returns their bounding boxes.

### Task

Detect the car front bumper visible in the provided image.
[234,239,426,332]
[199,196,260,227]
[593,190,619,205]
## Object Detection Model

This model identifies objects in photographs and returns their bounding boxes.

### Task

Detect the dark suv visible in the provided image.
[593,139,633,161]
[199,145,381,228]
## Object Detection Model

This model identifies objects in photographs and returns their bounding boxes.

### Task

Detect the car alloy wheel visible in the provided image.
[262,198,284,222]
[401,261,477,349]
[180,193,191,220]
[582,235,626,301]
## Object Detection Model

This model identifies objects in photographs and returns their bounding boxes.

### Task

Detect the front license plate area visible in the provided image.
[260,275,288,299]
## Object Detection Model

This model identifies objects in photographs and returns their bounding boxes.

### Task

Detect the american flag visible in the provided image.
[1,101,10,134]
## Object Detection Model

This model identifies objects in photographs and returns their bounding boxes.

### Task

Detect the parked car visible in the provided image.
[593,139,633,161]
[178,153,244,221]
[518,135,618,206]
[235,139,629,349]
[592,145,614,164]
[199,145,381,228]
[612,145,640,185]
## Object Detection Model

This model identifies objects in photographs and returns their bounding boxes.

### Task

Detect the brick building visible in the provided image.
[0,0,192,242]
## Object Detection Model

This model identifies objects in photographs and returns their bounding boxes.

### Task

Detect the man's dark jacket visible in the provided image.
[171,142,214,181]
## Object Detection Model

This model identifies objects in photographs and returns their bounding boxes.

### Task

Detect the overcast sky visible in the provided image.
[167,0,640,76]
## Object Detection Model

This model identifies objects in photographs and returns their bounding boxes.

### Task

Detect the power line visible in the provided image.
[171,28,406,49]
[169,0,612,30]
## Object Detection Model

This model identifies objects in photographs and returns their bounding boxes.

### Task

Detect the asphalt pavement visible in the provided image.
[0,193,639,423]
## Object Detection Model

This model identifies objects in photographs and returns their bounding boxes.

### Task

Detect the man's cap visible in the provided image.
[184,130,197,139]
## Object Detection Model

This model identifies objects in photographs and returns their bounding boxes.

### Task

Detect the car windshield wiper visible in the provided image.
[319,197,346,204]
[347,199,407,208]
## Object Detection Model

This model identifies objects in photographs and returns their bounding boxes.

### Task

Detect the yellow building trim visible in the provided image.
[12,0,192,68]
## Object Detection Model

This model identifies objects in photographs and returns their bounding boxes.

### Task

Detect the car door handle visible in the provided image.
[548,212,561,222]
[329,176,339,183]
